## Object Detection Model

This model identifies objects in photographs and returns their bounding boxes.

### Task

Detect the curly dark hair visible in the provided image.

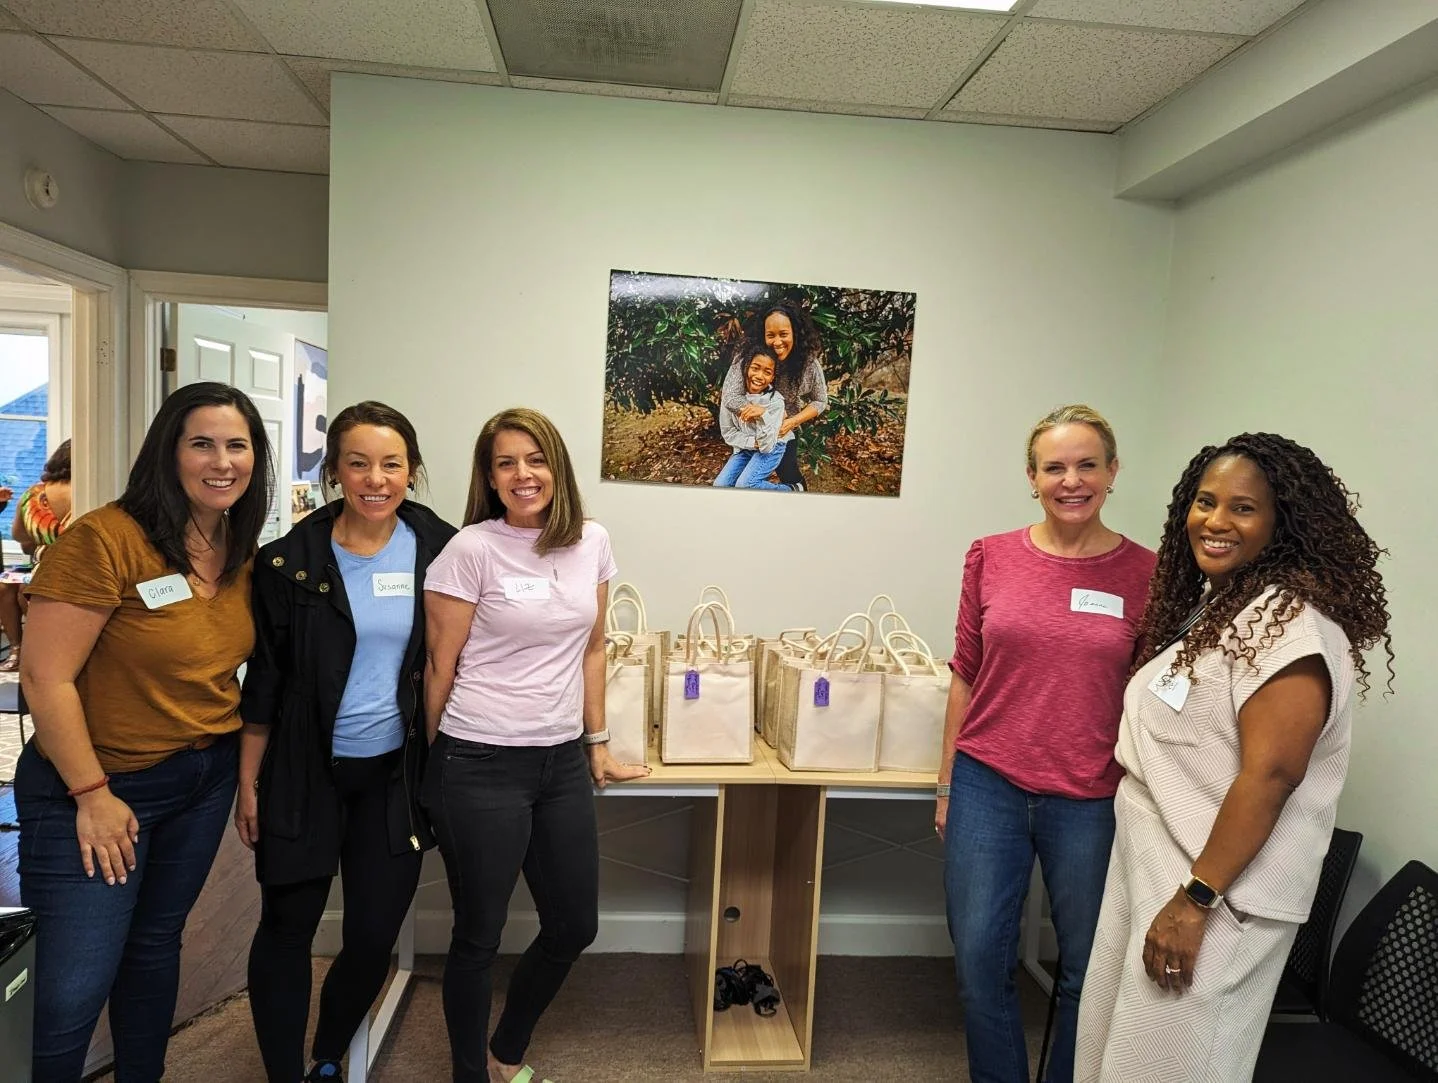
[1136,433,1393,695]
[743,299,822,373]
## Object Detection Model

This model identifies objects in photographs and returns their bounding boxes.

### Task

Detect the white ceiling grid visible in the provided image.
[0,0,1313,175]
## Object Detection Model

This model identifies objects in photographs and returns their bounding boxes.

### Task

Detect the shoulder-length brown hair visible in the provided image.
[464,408,585,555]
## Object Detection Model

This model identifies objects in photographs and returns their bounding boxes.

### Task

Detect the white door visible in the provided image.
[175,306,294,543]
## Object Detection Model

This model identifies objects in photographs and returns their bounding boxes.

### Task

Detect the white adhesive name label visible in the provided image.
[502,576,551,601]
[1148,669,1191,711]
[372,572,414,597]
[137,573,193,610]
[6,968,27,1002]
[1070,588,1124,619]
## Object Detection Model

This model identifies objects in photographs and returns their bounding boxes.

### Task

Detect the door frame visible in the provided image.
[0,222,127,516]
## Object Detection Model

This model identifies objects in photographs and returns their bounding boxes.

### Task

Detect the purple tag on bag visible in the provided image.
[814,676,830,708]
[684,669,700,700]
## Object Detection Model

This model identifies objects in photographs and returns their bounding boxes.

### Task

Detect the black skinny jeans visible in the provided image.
[248,751,423,1082]
[423,733,599,1082]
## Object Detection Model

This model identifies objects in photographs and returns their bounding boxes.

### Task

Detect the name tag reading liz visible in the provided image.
[1071,588,1124,619]
[502,576,551,601]
[372,572,414,598]
[137,573,193,610]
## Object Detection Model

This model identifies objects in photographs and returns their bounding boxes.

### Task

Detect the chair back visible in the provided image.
[1327,859,1438,1079]
[1282,827,1363,1017]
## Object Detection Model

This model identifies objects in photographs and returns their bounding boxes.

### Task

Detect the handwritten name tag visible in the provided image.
[502,576,550,601]
[137,573,193,610]
[372,572,414,598]
[1071,588,1124,619]
[1148,669,1191,711]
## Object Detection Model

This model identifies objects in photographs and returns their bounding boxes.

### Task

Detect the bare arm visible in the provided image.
[20,597,139,885]
[778,403,820,437]
[233,724,270,849]
[933,671,973,840]
[424,589,477,743]
[1143,654,1331,991]
[584,581,649,785]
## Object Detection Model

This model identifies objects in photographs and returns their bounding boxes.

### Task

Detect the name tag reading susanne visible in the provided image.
[372,572,414,598]
[1070,588,1124,619]
[502,576,550,601]
[137,573,193,610]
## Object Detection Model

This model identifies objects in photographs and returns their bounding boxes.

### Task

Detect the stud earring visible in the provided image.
[1030,489,1039,499]
[1105,485,1114,494]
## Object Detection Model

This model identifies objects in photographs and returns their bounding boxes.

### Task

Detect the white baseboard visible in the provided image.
[314,910,1056,960]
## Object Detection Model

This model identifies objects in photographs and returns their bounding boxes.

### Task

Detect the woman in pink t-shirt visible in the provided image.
[938,404,1156,1083]
[422,408,649,1083]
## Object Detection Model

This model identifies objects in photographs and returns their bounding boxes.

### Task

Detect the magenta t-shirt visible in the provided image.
[950,528,1156,799]
[425,518,617,746]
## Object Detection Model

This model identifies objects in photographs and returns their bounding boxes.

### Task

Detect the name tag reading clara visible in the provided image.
[502,576,550,601]
[1071,588,1124,619]
[1148,668,1191,711]
[372,572,414,597]
[137,573,193,610]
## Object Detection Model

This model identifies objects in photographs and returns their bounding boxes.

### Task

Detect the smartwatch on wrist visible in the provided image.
[1182,874,1223,910]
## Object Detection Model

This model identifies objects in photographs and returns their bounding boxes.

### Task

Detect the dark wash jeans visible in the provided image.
[423,732,599,1082]
[944,751,1116,1083]
[15,733,238,1083]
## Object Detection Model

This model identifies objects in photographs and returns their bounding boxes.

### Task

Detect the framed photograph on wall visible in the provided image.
[602,270,915,496]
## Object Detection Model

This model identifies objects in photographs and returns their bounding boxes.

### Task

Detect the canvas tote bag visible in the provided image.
[605,582,669,747]
[604,632,651,766]
[877,630,948,773]
[776,613,883,773]
[661,602,754,764]
[757,628,820,746]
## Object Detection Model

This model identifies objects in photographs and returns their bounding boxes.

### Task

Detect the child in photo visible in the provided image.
[713,344,794,491]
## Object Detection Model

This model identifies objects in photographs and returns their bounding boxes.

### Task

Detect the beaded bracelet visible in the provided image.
[67,775,111,798]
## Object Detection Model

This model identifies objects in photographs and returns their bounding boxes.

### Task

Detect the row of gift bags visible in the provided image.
[604,584,949,773]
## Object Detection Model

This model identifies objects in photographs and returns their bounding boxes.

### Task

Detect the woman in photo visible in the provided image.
[16,383,270,1081]
[1075,433,1392,1083]
[713,343,794,491]
[719,299,827,491]
[423,407,649,1083]
[238,401,456,1082]
[939,404,1156,1083]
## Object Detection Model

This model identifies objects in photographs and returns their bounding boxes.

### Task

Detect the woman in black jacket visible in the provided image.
[236,401,456,1082]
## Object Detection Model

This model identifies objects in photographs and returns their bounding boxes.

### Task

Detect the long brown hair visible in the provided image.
[464,408,584,555]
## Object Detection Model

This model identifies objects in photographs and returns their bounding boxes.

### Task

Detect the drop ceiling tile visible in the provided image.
[730,0,1005,108]
[231,0,496,71]
[939,110,1117,132]
[489,0,742,92]
[948,21,1238,124]
[1029,0,1307,37]
[286,56,504,112]
[3,0,269,51]
[158,115,329,173]
[0,31,128,108]
[54,39,326,123]
[728,94,927,120]
[39,105,209,163]
[511,76,716,104]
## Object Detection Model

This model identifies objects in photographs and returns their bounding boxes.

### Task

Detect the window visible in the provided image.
[0,326,55,542]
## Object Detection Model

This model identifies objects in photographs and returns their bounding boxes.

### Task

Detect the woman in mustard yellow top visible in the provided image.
[17,382,272,1082]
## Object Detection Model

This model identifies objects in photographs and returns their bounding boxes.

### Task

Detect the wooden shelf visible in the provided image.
[710,967,808,1070]
[755,738,937,789]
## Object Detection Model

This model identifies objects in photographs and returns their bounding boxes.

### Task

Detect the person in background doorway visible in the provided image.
[238,402,456,1082]
[2,439,73,672]
[16,385,270,1082]
[938,404,1156,1083]
[1075,434,1393,1082]
[423,407,649,1083]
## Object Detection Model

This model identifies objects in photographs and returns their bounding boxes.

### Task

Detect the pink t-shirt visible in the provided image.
[425,518,617,746]
[950,528,1156,799]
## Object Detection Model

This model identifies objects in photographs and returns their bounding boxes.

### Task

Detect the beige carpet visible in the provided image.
[91,954,1052,1082]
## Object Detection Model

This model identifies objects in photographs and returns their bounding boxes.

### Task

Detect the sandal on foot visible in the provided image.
[510,1068,554,1083]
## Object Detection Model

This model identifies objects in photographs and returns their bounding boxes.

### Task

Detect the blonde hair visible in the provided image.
[464,408,584,554]
[1025,404,1118,472]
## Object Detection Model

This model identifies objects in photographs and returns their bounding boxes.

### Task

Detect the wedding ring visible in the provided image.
[1164,965,1181,974]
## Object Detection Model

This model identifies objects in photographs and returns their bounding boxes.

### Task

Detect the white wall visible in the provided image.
[1160,82,1438,931]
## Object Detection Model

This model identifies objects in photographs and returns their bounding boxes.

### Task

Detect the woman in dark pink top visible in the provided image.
[937,404,1156,1083]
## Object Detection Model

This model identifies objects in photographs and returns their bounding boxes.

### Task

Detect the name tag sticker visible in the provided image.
[372,572,414,598]
[1071,588,1124,619]
[1148,669,1191,711]
[137,573,193,610]
[502,576,550,601]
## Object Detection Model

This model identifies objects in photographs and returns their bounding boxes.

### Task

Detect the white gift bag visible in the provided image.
[604,632,651,767]
[878,630,949,773]
[605,582,669,752]
[756,628,819,744]
[661,602,753,764]
[776,613,883,773]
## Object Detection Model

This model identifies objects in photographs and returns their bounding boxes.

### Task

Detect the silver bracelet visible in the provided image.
[581,728,611,746]
[936,783,951,798]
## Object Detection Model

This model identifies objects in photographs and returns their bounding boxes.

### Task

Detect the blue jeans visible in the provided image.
[713,445,790,490]
[944,752,1115,1083]
[15,734,239,1083]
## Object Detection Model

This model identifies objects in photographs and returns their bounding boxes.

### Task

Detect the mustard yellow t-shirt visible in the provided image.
[25,503,254,773]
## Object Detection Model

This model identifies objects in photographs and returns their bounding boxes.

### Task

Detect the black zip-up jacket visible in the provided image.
[241,498,457,886]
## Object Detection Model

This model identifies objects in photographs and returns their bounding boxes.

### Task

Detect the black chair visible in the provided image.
[1255,859,1438,1081]
[1271,827,1364,1018]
